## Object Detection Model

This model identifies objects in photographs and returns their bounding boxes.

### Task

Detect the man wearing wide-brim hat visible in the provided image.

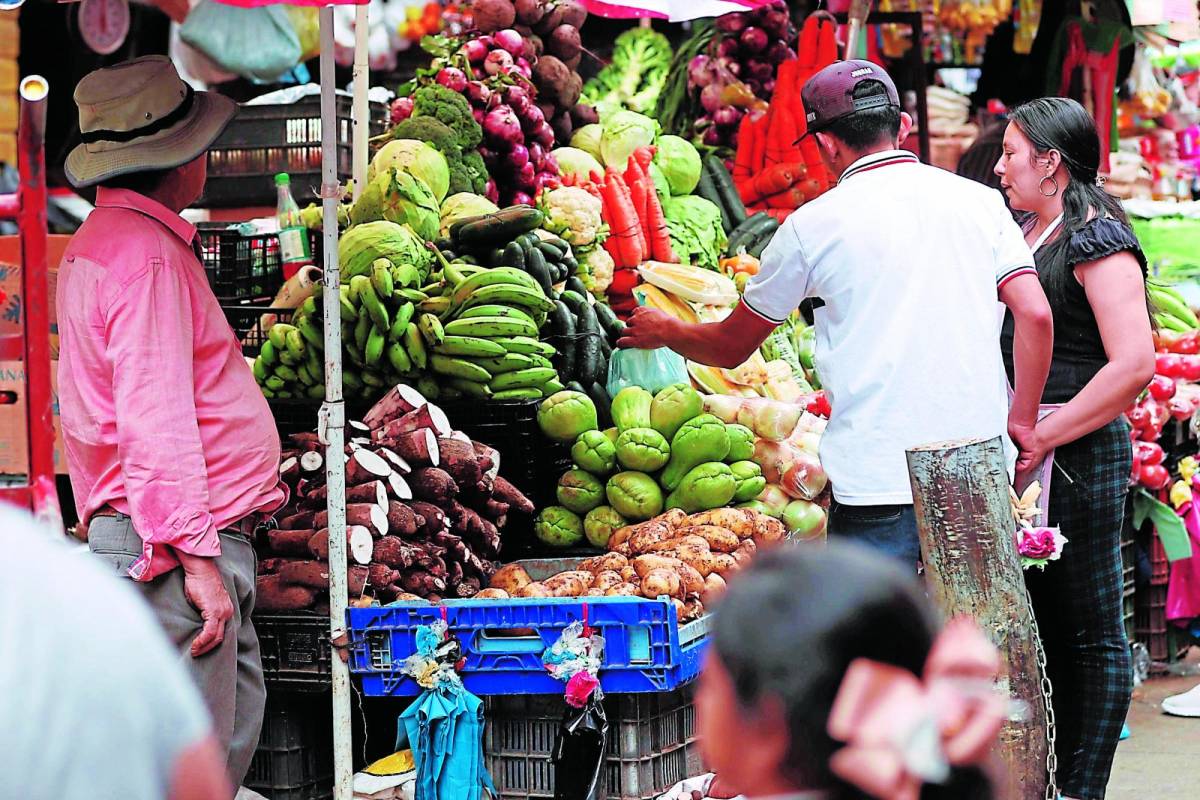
[57,55,288,787]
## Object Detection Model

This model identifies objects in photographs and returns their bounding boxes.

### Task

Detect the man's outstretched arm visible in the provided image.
[616,302,780,369]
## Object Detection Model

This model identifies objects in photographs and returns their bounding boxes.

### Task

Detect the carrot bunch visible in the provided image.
[732,13,838,222]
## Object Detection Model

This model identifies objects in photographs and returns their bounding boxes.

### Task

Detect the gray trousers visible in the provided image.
[88,514,266,786]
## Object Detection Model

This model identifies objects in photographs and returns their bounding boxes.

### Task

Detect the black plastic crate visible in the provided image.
[199,224,284,302]
[222,304,296,358]
[255,613,333,692]
[246,693,333,800]
[485,686,700,800]
[199,97,388,208]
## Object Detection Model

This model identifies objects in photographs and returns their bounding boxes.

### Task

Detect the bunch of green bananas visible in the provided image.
[1149,281,1200,333]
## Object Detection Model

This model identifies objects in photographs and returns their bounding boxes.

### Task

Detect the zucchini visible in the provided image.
[452,206,544,246]
[593,302,622,341]
[526,247,554,297]
[502,241,526,270]
[565,276,589,298]
[747,219,781,258]
[726,213,776,255]
[588,381,613,428]
[704,155,747,231]
[548,300,577,382]
[694,168,729,233]
[575,302,603,387]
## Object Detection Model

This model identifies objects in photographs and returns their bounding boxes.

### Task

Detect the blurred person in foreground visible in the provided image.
[995,97,1156,800]
[56,56,288,784]
[689,542,1003,800]
[0,507,231,800]
[619,60,1054,566]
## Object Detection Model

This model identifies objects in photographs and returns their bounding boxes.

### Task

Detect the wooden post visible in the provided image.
[906,437,1048,800]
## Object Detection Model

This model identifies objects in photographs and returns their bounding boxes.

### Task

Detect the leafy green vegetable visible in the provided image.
[599,110,659,170]
[552,147,603,181]
[387,116,487,196]
[411,84,483,150]
[440,193,499,236]
[662,195,728,270]
[583,28,673,116]
[570,124,603,161]
[349,168,441,241]
[338,220,434,281]
[654,135,702,196]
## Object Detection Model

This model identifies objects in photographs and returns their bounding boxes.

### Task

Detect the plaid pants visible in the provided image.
[1025,418,1133,800]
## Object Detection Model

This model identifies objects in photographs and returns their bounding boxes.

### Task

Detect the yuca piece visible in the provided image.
[307,526,374,565]
[256,575,317,612]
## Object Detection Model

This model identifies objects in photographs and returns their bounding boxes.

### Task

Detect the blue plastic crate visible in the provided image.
[346,596,708,697]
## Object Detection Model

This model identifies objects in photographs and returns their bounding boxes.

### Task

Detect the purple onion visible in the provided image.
[740,27,768,54]
[542,153,558,175]
[509,143,531,170]
[519,103,545,134]
[716,37,739,59]
[516,57,532,75]
[534,172,557,193]
[762,79,776,96]
[716,56,741,77]
[758,6,792,39]
[517,161,536,190]
[505,84,531,110]
[748,61,775,83]
[466,81,492,106]
[703,127,723,147]
[765,41,794,65]
[484,49,514,76]
[436,67,468,93]
[493,29,526,58]
[688,55,712,87]
[511,191,534,206]
[483,105,523,147]
[713,106,742,129]
[532,122,555,149]
[527,142,545,166]
[473,67,487,80]
[700,84,723,114]
[716,12,748,34]
[473,107,486,125]
[462,39,489,64]
[485,179,499,204]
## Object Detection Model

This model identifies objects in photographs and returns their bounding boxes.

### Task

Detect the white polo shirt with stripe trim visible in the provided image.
[742,150,1036,505]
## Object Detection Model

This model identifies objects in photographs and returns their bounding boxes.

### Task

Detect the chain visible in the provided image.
[1025,586,1059,800]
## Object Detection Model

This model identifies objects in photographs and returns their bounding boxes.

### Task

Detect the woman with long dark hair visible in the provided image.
[995,97,1156,800]
[696,543,1001,800]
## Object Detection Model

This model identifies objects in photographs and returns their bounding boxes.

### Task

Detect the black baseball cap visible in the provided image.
[800,60,900,139]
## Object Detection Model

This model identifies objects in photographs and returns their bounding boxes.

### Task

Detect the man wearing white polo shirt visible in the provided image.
[619,61,1054,564]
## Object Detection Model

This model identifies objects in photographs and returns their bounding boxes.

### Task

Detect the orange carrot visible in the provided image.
[609,169,647,263]
[749,114,770,175]
[601,172,643,268]
[643,177,676,263]
[733,113,757,184]
[740,162,804,205]
[763,185,808,209]
[625,156,653,250]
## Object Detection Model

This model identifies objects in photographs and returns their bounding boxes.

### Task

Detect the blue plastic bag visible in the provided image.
[180,1,301,83]
[606,346,689,397]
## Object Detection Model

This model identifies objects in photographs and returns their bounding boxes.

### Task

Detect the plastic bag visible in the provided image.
[285,6,321,62]
[607,347,689,397]
[180,1,302,83]
[552,693,608,800]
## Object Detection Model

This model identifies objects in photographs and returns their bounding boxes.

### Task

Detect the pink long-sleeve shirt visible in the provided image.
[57,188,287,581]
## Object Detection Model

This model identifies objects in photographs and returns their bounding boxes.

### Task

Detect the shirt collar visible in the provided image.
[837,149,920,186]
[95,187,197,247]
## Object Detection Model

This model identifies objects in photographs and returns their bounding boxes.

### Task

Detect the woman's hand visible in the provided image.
[1014,423,1053,484]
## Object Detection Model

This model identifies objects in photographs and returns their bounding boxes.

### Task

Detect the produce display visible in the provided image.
[485,506,790,621]
[255,385,536,610]
[534,385,829,549]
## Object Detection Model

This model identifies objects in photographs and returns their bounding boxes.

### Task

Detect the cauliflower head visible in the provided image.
[542,186,603,246]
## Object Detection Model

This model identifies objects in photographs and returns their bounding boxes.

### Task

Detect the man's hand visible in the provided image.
[616,307,678,350]
[176,553,234,657]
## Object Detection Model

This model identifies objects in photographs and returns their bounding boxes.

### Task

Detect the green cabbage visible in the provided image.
[647,162,670,201]
[599,110,658,169]
[570,124,603,161]
[369,139,450,203]
[662,195,728,270]
[552,147,604,181]
[337,220,434,281]
[439,193,498,236]
[653,135,702,196]
[349,168,441,242]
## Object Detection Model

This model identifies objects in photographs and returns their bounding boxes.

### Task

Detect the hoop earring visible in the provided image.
[1039,176,1059,197]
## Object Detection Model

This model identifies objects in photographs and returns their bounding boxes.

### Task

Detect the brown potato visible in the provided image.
[579,552,629,574]
[660,508,688,529]
[515,581,552,598]
[545,570,595,589]
[731,541,756,567]
[677,563,705,597]
[490,563,533,593]
[678,525,740,553]
[702,572,727,603]
[607,524,637,554]
[641,568,683,599]
[642,534,709,554]
[543,572,591,597]
[685,508,756,538]
[593,570,624,591]
[629,522,675,555]
[754,515,787,546]
[619,565,639,583]
[474,588,510,600]
[710,553,738,575]
[605,583,640,596]
[632,554,686,579]
[585,588,606,596]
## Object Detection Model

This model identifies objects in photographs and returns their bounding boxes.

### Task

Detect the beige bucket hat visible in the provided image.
[65,55,237,188]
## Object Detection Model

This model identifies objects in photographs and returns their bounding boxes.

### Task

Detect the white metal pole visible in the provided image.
[318,9,354,800]
[352,4,370,200]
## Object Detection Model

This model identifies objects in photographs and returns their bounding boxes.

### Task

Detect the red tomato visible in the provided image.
[1127,406,1151,429]
[805,391,831,418]
[1169,397,1194,421]
[1181,356,1200,382]
[1176,332,1200,355]
[1157,354,1185,379]
[1140,463,1171,490]
[1148,375,1178,401]
[1135,441,1166,466]
[1140,420,1164,442]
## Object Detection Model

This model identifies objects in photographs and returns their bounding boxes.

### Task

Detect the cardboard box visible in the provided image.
[0,359,67,475]
[0,234,67,359]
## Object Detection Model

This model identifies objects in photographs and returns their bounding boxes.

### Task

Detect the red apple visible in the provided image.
[1135,441,1165,466]
[1168,396,1194,421]
[1127,406,1151,429]
[1139,463,1171,490]
[1157,354,1185,379]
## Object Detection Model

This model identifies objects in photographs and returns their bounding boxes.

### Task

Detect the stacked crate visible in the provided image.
[0,6,17,166]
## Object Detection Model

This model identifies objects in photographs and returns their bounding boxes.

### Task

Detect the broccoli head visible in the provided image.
[411,85,483,150]
[459,150,488,194]
[389,116,462,156]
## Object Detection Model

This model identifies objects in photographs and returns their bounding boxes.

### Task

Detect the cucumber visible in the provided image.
[747,220,781,258]
[695,168,729,233]
[525,247,553,297]
[565,381,588,395]
[594,302,622,341]
[575,302,603,386]
[704,155,748,232]
[588,382,613,428]
[452,206,544,246]
[726,213,777,256]
[502,241,526,270]
[536,240,565,261]
[548,300,577,382]
[559,290,587,313]
[488,247,507,267]
[564,276,589,298]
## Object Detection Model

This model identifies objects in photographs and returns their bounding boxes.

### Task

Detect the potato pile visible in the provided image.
[485,507,785,621]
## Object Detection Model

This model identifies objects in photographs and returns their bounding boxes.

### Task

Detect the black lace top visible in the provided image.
[1000,217,1147,404]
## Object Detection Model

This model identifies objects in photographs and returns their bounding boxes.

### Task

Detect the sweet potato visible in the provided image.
[641,569,683,600]
[677,563,705,597]
[398,569,446,596]
[472,442,500,480]
[732,540,756,567]
[345,448,392,486]
[643,534,709,555]
[592,570,624,591]
[482,498,510,519]
[585,588,606,597]
[632,554,687,579]
[490,563,533,594]
[381,429,440,468]
[278,510,317,531]
[434,438,483,488]
[368,563,402,588]
[410,467,458,504]
[408,501,448,536]
[256,575,317,612]
[266,528,318,557]
[363,384,426,430]
[545,570,593,589]
[664,543,718,577]
[660,509,688,529]
[373,536,419,569]
[678,525,740,553]
[492,476,535,515]
[474,588,510,600]
[579,552,629,574]
[387,501,425,538]
[515,581,552,598]
[702,572,727,603]
[314,503,389,538]
[606,583,640,596]
[685,508,756,538]
[307,526,373,565]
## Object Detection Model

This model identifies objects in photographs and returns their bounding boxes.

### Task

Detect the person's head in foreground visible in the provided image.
[802,60,914,178]
[66,54,236,210]
[697,543,1003,800]
[994,96,1125,224]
